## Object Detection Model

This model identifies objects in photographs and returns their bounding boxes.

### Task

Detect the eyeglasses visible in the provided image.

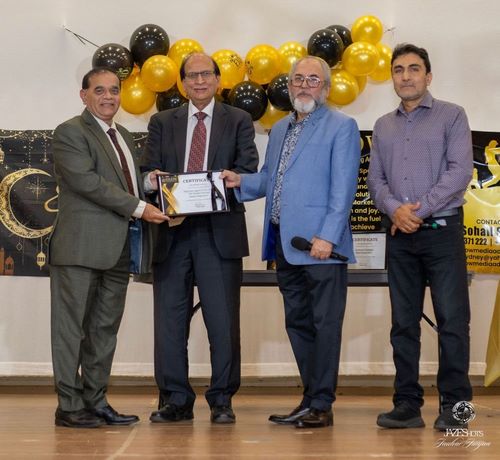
[184,70,216,81]
[290,74,323,88]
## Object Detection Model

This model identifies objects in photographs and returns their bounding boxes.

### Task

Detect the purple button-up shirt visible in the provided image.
[367,92,473,220]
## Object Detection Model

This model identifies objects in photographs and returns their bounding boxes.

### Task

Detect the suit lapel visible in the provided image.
[173,105,189,170]
[285,105,328,171]
[81,109,129,192]
[207,102,227,170]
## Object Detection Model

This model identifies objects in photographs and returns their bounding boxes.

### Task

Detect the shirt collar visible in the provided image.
[397,91,433,115]
[188,98,215,119]
[90,112,117,133]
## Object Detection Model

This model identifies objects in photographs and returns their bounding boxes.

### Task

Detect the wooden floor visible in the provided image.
[1,388,499,459]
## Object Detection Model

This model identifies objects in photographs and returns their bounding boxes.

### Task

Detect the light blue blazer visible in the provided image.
[237,105,360,265]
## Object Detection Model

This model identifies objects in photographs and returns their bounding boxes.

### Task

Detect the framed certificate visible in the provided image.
[157,170,229,216]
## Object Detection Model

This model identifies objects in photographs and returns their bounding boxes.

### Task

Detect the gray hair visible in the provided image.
[288,56,331,89]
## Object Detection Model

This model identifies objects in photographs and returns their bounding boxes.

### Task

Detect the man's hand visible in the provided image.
[141,203,169,224]
[391,201,423,235]
[220,169,241,188]
[310,237,333,260]
[147,169,167,191]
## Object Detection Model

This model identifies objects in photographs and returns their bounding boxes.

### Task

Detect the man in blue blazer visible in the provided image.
[222,56,360,428]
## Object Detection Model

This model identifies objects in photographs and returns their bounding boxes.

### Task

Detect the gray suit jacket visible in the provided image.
[49,109,151,272]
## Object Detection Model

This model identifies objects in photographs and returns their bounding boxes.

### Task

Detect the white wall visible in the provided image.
[1,0,499,379]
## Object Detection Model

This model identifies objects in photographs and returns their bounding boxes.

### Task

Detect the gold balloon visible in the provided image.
[259,103,288,129]
[278,41,307,73]
[121,72,156,114]
[342,41,380,76]
[351,15,384,44]
[168,38,204,68]
[176,73,188,98]
[356,75,367,94]
[327,69,359,106]
[369,43,393,82]
[245,44,282,85]
[141,55,178,92]
[212,49,246,89]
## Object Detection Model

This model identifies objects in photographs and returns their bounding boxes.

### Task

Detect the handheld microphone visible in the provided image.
[291,236,348,262]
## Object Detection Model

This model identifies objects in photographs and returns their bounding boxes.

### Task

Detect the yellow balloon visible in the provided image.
[176,72,188,98]
[369,43,393,82]
[342,41,380,76]
[356,75,367,94]
[168,38,204,68]
[245,44,282,85]
[351,15,384,44]
[121,72,156,114]
[259,103,288,129]
[141,55,178,92]
[327,69,359,106]
[212,49,246,89]
[278,41,307,73]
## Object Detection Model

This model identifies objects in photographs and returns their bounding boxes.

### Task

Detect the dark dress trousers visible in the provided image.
[141,102,258,408]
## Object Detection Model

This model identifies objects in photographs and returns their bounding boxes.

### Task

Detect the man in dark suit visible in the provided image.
[141,53,259,424]
[50,67,168,428]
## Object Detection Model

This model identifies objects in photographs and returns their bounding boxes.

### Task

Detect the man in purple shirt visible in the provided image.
[367,44,473,431]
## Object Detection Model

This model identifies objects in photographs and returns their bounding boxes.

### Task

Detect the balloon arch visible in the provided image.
[91,15,391,129]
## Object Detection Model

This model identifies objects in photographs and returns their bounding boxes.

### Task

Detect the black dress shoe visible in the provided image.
[93,405,139,426]
[295,408,333,428]
[269,405,310,425]
[150,403,194,423]
[210,406,235,424]
[55,408,105,428]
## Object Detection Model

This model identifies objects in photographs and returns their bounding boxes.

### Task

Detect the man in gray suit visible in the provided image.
[50,67,168,428]
[141,53,258,424]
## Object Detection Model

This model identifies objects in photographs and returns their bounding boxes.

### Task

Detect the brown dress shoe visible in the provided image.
[55,408,105,428]
[295,408,333,428]
[269,405,310,425]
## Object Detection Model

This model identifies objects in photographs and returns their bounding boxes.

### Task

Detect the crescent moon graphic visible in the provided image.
[0,168,54,239]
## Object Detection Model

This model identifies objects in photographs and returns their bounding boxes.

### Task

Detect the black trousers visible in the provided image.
[387,213,472,410]
[153,216,242,409]
[275,230,347,411]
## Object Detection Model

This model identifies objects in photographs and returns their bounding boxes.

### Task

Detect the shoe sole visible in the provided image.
[55,419,105,428]
[377,417,425,429]
[149,414,194,423]
[211,416,236,424]
[269,419,298,425]
[434,422,468,431]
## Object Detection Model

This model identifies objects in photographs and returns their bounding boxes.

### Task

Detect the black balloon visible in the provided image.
[307,28,344,67]
[156,87,188,112]
[129,24,170,67]
[92,43,134,80]
[215,88,231,105]
[228,81,268,121]
[267,74,293,112]
[326,25,353,48]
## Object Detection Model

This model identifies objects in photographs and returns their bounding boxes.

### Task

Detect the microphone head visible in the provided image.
[291,236,310,251]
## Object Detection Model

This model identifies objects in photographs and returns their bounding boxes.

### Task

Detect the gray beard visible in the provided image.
[292,98,317,114]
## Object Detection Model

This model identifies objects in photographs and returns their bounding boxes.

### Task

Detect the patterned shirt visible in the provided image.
[270,112,313,224]
[367,92,473,219]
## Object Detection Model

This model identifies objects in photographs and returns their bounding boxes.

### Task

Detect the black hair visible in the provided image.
[391,44,431,73]
[179,53,221,80]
